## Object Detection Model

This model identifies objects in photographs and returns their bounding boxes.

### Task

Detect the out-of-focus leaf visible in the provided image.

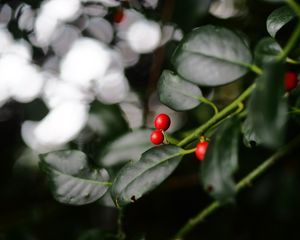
[247,61,287,148]
[98,129,153,168]
[267,6,296,38]
[254,37,281,66]
[173,0,211,31]
[158,70,202,111]
[77,229,115,240]
[111,145,183,207]
[40,150,110,205]
[200,118,240,204]
[242,117,261,148]
[172,25,252,87]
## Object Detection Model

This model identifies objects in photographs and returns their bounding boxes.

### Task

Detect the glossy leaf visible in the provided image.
[111,145,183,207]
[40,150,110,205]
[98,129,153,168]
[158,70,202,111]
[247,61,287,148]
[200,118,240,204]
[254,37,281,66]
[267,6,296,38]
[242,117,261,148]
[172,25,252,86]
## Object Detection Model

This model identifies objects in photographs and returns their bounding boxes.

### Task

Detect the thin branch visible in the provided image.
[173,135,300,240]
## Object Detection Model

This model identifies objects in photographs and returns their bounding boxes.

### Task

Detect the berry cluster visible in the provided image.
[150,114,171,145]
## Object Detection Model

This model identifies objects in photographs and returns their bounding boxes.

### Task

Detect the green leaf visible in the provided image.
[98,129,153,168]
[158,70,202,111]
[40,150,110,205]
[111,145,183,207]
[200,118,240,204]
[242,117,261,148]
[247,61,287,148]
[172,25,252,87]
[254,37,282,66]
[267,6,297,38]
[77,229,115,240]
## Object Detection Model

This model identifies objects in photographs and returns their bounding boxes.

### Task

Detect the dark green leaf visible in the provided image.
[111,145,183,207]
[158,70,202,111]
[172,25,252,86]
[98,129,153,168]
[77,229,115,240]
[247,61,287,148]
[40,150,110,205]
[254,37,282,66]
[242,117,261,148]
[200,118,240,204]
[267,6,296,38]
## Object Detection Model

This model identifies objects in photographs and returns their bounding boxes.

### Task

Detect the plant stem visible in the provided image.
[117,208,126,240]
[277,0,300,61]
[198,96,219,115]
[173,135,300,240]
[177,84,256,147]
[180,148,196,155]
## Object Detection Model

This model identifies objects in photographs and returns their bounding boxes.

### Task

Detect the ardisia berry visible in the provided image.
[195,141,209,161]
[154,113,171,131]
[284,71,298,91]
[150,129,164,145]
[114,9,125,23]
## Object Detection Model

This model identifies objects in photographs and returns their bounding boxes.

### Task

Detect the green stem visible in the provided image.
[287,0,300,17]
[117,208,126,240]
[277,0,300,61]
[173,135,300,240]
[177,84,256,147]
[180,148,196,155]
[198,96,219,115]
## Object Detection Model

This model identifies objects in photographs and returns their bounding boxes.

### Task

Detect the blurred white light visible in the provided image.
[51,25,81,56]
[116,9,144,40]
[96,71,129,104]
[60,38,112,90]
[40,0,81,22]
[115,41,139,67]
[34,13,59,46]
[43,73,93,108]
[126,19,161,53]
[119,92,144,129]
[143,0,159,9]
[0,55,44,103]
[22,102,89,153]
[0,4,12,26]
[5,40,32,61]
[86,17,113,43]
[17,4,35,31]
[0,27,13,54]
[82,4,108,17]
[209,0,247,19]
[34,0,81,46]
[80,0,120,7]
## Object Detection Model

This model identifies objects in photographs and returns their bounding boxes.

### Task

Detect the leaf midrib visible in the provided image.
[181,46,251,69]
[44,162,112,187]
[115,150,181,203]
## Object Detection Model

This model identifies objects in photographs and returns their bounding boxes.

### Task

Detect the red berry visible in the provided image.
[150,130,164,145]
[114,9,125,23]
[195,141,209,161]
[154,114,171,131]
[284,72,298,91]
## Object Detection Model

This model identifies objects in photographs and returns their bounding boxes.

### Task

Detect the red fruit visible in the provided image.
[195,141,209,161]
[284,72,298,91]
[114,9,125,23]
[154,114,171,131]
[150,130,164,145]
